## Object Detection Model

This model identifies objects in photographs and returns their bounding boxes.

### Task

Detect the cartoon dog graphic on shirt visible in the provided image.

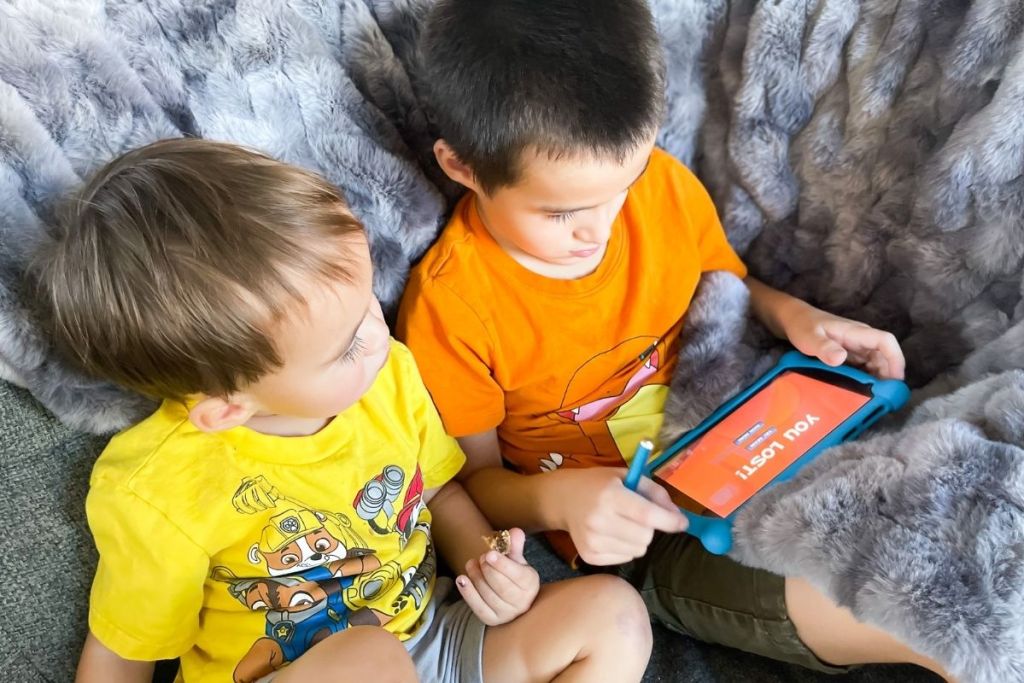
[231,476,380,577]
[221,542,437,683]
[217,569,369,683]
[219,477,427,682]
[541,334,674,469]
[250,507,382,578]
[218,560,404,683]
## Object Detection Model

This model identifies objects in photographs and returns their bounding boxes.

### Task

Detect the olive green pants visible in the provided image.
[619,532,851,674]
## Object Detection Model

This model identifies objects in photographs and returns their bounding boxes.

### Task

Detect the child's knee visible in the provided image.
[320,626,416,680]
[578,575,653,651]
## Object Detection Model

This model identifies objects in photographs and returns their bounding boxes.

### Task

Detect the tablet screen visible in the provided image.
[652,369,872,518]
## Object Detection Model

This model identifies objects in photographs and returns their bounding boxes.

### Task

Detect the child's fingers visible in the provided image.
[465,558,514,612]
[574,530,653,565]
[482,550,539,593]
[580,521,652,554]
[479,554,526,596]
[505,528,527,564]
[832,326,905,379]
[636,478,689,522]
[815,337,848,366]
[455,574,499,625]
[621,483,688,533]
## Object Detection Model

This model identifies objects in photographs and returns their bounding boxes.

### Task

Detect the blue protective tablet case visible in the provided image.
[625,350,909,555]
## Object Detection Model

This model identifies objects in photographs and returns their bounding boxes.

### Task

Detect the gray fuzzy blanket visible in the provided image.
[2,1,1023,680]
[658,1,1024,680]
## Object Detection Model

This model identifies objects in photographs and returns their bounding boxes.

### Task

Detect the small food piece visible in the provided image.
[483,529,511,555]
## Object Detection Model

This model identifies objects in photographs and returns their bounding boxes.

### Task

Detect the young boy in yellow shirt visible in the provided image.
[36,139,654,683]
[398,0,951,678]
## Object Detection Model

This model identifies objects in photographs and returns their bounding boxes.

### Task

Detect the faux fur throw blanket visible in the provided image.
[657,1,1024,680]
[2,1,1024,680]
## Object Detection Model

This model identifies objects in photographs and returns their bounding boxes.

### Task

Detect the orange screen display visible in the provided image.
[653,370,870,517]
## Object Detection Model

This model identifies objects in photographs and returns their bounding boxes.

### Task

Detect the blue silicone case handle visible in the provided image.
[632,351,909,555]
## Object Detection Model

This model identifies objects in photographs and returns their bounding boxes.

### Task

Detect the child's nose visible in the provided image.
[574,220,612,244]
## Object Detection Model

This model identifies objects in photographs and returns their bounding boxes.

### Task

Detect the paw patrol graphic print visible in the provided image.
[211,469,436,683]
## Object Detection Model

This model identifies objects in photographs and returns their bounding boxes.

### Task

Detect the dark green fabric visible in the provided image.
[625,532,848,674]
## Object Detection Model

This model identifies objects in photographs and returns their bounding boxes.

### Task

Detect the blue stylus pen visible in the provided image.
[624,439,654,491]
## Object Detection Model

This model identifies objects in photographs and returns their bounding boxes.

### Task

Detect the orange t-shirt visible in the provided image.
[397,148,746,560]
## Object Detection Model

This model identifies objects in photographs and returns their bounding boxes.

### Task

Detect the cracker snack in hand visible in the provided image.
[483,529,511,555]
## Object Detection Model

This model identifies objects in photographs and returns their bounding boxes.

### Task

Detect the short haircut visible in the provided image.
[421,0,666,193]
[34,138,364,400]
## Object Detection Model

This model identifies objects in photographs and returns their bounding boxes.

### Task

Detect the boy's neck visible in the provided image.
[243,413,334,437]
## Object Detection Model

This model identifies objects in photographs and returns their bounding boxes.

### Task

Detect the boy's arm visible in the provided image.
[425,477,497,570]
[745,276,906,379]
[457,430,687,566]
[455,430,560,532]
[76,632,155,683]
[426,480,539,625]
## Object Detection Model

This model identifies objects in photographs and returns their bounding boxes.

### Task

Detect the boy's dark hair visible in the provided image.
[422,0,666,193]
[34,138,364,400]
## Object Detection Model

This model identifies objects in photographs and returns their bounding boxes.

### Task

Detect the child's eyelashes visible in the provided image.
[339,336,366,364]
[547,211,576,223]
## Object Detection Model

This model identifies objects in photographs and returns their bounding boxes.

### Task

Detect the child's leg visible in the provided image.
[272,625,416,683]
[481,574,652,683]
[786,577,953,680]
[629,531,953,680]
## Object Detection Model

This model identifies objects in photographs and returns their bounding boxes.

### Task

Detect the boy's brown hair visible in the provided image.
[34,138,364,400]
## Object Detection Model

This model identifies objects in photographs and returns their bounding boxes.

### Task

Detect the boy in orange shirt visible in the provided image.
[398,0,953,678]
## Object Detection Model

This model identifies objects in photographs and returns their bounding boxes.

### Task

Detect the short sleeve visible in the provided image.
[397,277,505,437]
[675,162,748,278]
[86,480,209,660]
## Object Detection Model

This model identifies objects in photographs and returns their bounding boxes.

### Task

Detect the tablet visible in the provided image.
[633,351,909,554]
[652,367,873,517]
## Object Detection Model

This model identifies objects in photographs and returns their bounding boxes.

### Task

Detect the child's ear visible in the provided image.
[188,395,257,433]
[434,139,481,192]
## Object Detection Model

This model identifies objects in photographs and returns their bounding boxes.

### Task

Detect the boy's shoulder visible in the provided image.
[89,400,227,504]
[632,147,706,206]
[407,193,489,286]
[401,194,499,327]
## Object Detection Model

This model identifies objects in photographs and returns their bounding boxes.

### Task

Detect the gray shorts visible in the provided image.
[405,577,486,683]
[257,578,485,683]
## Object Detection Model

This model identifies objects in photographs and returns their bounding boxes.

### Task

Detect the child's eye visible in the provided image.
[547,211,576,223]
[339,336,366,364]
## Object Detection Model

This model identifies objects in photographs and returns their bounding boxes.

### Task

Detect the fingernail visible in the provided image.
[456,576,467,587]
[486,551,499,564]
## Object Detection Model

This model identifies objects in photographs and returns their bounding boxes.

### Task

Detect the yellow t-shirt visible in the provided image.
[86,341,465,683]
[397,149,746,561]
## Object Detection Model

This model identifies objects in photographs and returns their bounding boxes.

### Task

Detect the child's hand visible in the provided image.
[554,467,688,566]
[456,528,539,626]
[782,304,905,380]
